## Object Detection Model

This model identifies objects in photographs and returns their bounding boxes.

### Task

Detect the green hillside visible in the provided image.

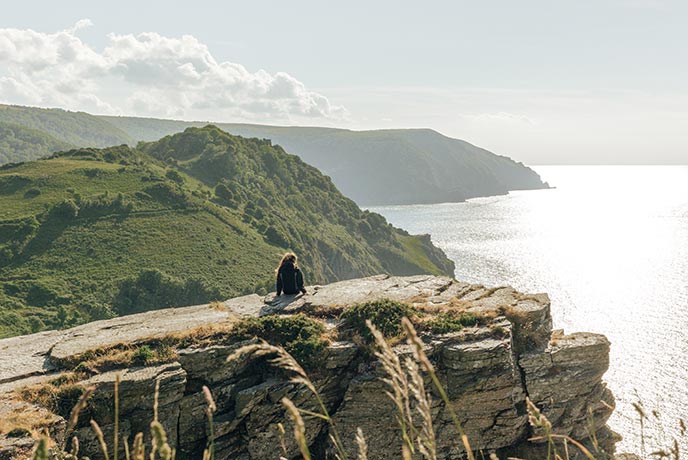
[0,126,454,338]
[0,104,132,149]
[0,104,547,206]
[102,116,549,205]
[0,122,74,164]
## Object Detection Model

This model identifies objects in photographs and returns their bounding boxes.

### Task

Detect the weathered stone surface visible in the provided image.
[0,275,614,460]
[263,274,456,315]
[0,330,66,387]
[74,363,187,457]
[49,299,258,363]
[0,296,262,388]
[519,332,614,442]
[0,397,65,460]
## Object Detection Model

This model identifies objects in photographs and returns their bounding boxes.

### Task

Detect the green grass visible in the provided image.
[422,311,479,334]
[0,126,454,338]
[340,299,416,341]
[229,314,327,368]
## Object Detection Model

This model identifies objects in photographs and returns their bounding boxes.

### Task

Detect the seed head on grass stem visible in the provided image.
[366,319,414,455]
[90,419,109,460]
[202,385,216,460]
[400,317,475,460]
[228,340,350,460]
[282,397,311,460]
[355,428,368,460]
[62,385,95,450]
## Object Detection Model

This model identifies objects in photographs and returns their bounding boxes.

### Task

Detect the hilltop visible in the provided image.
[0,122,73,164]
[0,105,547,206]
[0,105,132,148]
[0,126,453,338]
[103,117,550,205]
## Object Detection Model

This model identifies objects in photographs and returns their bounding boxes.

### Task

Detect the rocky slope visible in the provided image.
[0,275,615,459]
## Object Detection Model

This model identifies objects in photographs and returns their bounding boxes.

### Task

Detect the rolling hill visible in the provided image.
[0,122,73,164]
[103,116,549,205]
[0,126,454,338]
[0,105,548,206]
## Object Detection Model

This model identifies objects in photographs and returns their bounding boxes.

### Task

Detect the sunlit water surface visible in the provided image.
[370,166,688,455]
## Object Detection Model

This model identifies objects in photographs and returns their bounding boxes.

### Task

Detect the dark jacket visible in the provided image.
[276,261,305,295]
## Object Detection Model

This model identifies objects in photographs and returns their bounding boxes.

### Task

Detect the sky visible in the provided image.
[1,0,687,164]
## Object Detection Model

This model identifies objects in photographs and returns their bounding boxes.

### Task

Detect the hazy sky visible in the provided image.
[2,0,687,164]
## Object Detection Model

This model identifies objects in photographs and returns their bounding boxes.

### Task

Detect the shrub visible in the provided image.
[340,299,414,340]
[50,199,79,219]
[423,311,479,334]
[113,269,222,315]
[230,314,326,368]
[23,187,41,198]
[165,169,185,184]
[132,345,155,365]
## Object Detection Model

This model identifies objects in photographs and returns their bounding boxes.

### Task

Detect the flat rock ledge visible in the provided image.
[0,275,615,460]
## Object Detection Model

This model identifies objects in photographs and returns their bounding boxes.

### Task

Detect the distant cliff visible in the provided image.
[0,275,615,460]
[0,105,548,206]
[103,117,550,206]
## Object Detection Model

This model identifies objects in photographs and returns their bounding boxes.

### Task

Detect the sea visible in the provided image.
[369,165,688,455]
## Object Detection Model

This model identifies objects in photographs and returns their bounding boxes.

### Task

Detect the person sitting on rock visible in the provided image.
[275,252,307,296]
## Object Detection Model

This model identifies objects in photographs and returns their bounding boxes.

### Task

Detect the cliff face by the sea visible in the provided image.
[0,275,615,459]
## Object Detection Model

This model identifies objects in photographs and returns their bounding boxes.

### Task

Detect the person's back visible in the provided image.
[276,253,306,296]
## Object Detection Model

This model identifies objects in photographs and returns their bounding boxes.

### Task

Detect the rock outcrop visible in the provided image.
[0,275,615,460]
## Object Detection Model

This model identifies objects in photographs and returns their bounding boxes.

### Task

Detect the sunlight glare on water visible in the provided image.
[370,165,688,455]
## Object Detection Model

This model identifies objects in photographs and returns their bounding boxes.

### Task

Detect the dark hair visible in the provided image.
[275,252,297,279]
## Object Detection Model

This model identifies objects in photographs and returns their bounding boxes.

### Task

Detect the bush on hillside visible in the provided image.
[340,299,415,340]
[112,269,222,315]
[229,314,326,368]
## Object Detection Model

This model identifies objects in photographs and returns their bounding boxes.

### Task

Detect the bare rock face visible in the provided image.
[0,275,615,460]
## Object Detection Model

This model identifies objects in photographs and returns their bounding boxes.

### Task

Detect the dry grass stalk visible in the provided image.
[277,422,288,456]
[282,397,311,460]
[115,374,120,460]
[70,436,80,458]
[91,419,109,460]
[366,319,415,455]
[227,340,350,460]
[526,397,597,460]
[401,317,475,460]
[132,432,145,460]
[202,385,216,460]
[153,379,160,423]
[227,342,316,395]
[151,421,173,460]
[355,427,368,460]
[62,384,95,448]
[405,357,436,460]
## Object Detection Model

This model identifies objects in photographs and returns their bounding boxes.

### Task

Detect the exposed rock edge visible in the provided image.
[0,275,615,460]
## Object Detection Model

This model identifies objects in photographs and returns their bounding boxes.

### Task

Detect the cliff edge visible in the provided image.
[0,275,615,459]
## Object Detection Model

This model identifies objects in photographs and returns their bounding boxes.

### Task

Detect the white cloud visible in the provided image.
[0,21,347,122]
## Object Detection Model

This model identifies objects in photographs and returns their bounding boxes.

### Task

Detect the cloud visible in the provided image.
[0,21,346,122]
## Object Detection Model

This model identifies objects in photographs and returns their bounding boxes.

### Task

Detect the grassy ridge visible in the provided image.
[0,126,454,338]
[0,122,74,165]
[0,104,132,148]
[0,105,547,207]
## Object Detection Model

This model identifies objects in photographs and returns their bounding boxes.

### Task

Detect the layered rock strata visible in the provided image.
[0,275,615,460]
